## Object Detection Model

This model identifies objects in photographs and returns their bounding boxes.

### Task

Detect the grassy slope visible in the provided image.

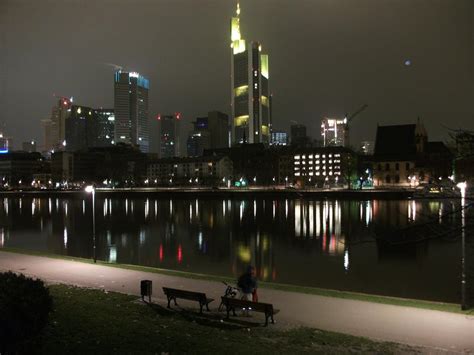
[35,285,418,354]
[2,247,466,315]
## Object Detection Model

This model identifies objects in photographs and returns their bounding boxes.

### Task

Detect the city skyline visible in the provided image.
[0,0,472,149]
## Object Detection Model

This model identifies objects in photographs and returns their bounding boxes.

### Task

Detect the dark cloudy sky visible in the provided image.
[0,0,472,151]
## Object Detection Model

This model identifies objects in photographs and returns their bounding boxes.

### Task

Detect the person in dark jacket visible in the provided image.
[237,265,257,301]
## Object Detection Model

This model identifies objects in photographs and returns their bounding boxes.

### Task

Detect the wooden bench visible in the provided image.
[162,287,214,314]
[220,297,280,326]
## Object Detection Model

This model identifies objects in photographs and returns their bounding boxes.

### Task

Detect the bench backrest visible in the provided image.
[163,287,207,302]
[221,296,273,312]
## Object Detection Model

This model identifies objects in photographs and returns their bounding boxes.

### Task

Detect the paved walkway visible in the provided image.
[1,251,473,353]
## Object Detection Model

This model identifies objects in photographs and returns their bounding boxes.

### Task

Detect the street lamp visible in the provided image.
[85,185,96,263]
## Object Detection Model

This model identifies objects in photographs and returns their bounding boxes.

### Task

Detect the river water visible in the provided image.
[0,195,471,303]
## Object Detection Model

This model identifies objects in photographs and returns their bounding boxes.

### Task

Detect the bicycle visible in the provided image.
[218,281,239,312]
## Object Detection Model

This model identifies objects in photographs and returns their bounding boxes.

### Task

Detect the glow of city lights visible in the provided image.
[344,249,349,271]
[63,227,68,249]
[177,244,183,263]
[457,182,467,199]
[109,246,117,263]
[159,244,164,262]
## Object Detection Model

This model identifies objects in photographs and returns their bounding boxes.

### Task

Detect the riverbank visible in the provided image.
[1,250,473,351]
[1,247,464,314]
[0,187,415,200]
[34,284,418,354]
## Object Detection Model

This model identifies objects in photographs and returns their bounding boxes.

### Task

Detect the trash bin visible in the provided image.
[140,280,152,302]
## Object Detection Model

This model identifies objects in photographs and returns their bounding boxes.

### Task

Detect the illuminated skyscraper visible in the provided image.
[114,71,149,153]
[230,3,271,145]
[321,118,348,147]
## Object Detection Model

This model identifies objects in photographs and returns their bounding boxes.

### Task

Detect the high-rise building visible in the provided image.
[271,131,288,146]
[321,118,348,147]
[66,106,116,152]
[186,111,228,157]
[207,111,229,149]
[187,131,211,157]
[41,119,53,153]
[114,71,149,153]
[50,97,72,150]
[22,141,37,152]
[94,109,115,147]
[230,3,271,146]
[158,113,180,158]
[290,124,308,146]
[65,105,94,151]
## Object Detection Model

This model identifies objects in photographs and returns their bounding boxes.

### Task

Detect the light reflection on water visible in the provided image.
[0,196,470,303]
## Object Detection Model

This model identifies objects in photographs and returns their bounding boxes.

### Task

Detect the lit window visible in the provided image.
[309,155,313,159]
[309,172,314,176]
[295,172,300,176]
[309,160,313,164]
[329,160,332,164]
[316,160,320,164]
[334,154,340,157]
[302,155,306,159]
[316,166,320,170]
[294,155,300,160]
[316,172,320,176]
[316,155,320,158]
[295,161,300,165]
[329,154,332,158]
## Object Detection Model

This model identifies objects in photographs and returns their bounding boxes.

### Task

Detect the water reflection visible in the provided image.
[0,196,471,303]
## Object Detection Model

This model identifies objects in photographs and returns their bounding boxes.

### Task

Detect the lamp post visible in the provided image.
[85,185,96,263]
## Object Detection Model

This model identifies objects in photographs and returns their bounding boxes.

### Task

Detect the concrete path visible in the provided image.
[1,251,473,353]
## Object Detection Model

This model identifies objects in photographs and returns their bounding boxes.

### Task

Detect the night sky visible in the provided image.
[0,0,472,151]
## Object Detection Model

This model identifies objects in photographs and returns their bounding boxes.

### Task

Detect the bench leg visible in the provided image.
[199,303,203,314]
[206,303,211,312]
[167,296,171,309]
[173,297,178,306]
[265,313,269,327]
[271,313,275,324]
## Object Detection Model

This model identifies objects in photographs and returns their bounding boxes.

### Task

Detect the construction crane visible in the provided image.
[345,104,368,124]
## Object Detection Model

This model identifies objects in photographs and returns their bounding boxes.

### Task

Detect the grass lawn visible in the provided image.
[32,285,419,354]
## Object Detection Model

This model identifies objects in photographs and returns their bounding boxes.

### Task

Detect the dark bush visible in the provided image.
[0,272,53,354]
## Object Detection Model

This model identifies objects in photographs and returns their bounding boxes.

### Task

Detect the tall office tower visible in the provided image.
[187,131,211,157]
[41,119,53,153]
[65,105,95,151]
[271,131,288,146]
[94,109,115,147]
[50,97,72,150]
[158,113,180,158]
[66,106,116,151]
[290,124,308,146]
[230,3,271,145]
[114,71,149,152]
[207,111,229,149]
[22,141,37,152]
[321,118,348,147]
